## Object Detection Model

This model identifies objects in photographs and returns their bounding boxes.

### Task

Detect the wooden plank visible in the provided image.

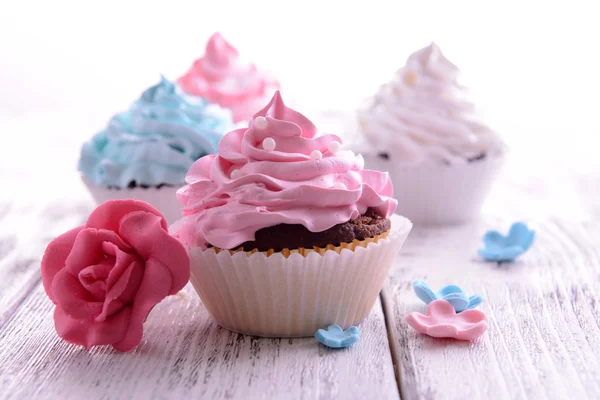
[0,113,94,327]
[0,283,399,400]
[382,213,600,400]
[0,199,90,327]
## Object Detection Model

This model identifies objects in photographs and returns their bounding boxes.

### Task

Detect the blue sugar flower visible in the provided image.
[315,325,360,349]
[413,280,484,313]
[478,222,535,262]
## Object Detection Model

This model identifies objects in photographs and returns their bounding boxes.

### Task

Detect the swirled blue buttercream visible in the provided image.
[78,76,234,188]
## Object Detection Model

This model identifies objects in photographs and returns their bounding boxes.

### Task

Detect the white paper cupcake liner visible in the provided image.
[363,154,504,225]
[188,214,412,337]
[81,176,183,223]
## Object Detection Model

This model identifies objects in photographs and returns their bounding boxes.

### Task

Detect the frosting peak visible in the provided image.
[360,43,504,165]
[175,91,397,249]
[251,91,317,139]
[406,42,459,83]
[178,32,280,122]
[204,32,239,68]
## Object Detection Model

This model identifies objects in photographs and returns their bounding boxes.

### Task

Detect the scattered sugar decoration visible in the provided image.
[327,141,341,154]
[406,300,488,341]
[230,169,243,179]
[359,119,369,131]
[413,280,483,313]
[404,70,417,85]
[262,137,276,151]
[253,116,268,130]
[333,182,347,190]
[310,150,323,160]
[315,325,360,349]
[478,222,535,262]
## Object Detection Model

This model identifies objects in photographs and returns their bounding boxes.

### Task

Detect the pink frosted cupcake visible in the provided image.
[172,91,412,337]
[178,32,279,123]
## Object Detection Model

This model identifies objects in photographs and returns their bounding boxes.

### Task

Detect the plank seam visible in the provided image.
[380,290,404,399]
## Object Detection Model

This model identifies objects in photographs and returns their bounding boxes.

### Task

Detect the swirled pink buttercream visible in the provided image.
[178,32,279,122]
[174,91,398,249]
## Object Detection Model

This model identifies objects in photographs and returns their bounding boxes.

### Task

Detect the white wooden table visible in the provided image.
[1,112,599,399]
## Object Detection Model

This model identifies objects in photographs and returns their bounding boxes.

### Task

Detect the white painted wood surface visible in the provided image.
[1,112,599,399]
[0,284,398,400]
[382,168,600,399]
[0,200,89,327]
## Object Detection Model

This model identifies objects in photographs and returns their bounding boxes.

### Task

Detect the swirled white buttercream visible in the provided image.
[359,43,504,165]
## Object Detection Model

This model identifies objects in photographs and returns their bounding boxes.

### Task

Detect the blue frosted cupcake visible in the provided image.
[79,76,234,222]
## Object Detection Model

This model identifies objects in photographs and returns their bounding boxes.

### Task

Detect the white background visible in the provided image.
[1,0,599,183]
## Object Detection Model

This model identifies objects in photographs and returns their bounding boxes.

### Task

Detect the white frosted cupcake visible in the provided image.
[78,77,234,223]
[358,43,506,224]
[173,91,412,337]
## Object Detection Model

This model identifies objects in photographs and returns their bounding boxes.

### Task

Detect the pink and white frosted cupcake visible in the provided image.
[172,91,412,337]
[178,32,280,123]
[358,43,506,225]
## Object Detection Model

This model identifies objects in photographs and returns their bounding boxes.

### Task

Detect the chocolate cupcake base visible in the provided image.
[235,208,391,252]
[377,151,487,164]
[106,181,176,190]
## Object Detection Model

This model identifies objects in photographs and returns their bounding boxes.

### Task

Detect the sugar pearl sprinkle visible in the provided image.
[262,137,276,151]
[333,182,347,190]
[310,150,323,160]
[230,169,243,179]
[327,141,341,154]
[404,70,417,85]
[253,116,268,130]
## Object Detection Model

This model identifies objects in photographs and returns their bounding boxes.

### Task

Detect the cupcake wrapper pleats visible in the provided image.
[188,214,412,337]
[363,154,504,225]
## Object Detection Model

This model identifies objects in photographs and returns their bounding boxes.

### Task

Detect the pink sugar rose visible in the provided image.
[41,200,190,352]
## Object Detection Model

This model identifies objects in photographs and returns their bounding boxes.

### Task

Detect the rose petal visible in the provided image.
[101,241,118,257]
[54,305,132,349]
[427,299,456,317]
[456,321,489,341]
[79,281,106,301]
[112,258,172,352]
[98,259,144,321]
[78,260,113,301]
[104,242,143,292]
[425,324,461,338]
[41,226,84,303]
[118,211,190,294]
[407,312,438,329]
[65,228,131,276]
[453,309,488,327]
[86,200,166,233]
[52,269,103,320]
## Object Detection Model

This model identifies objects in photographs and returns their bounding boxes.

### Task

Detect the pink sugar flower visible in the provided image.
[406,299,488,341]
[41,200,190,352]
